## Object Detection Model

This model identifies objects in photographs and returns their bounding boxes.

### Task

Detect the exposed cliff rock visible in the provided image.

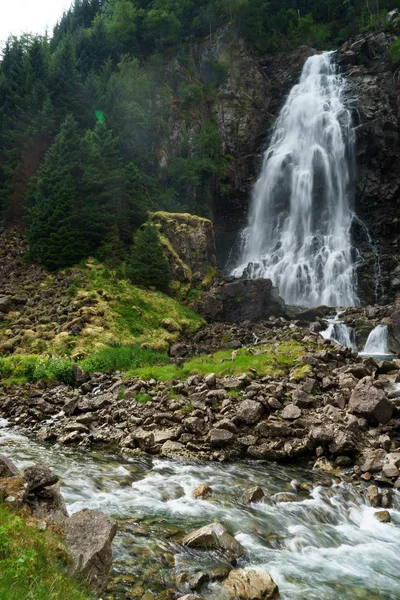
[340,30,400,304]
[150,211,217,286]
[199,276,284,323]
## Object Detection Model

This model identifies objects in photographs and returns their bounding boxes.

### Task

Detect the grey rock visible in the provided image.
[182,522,246,558]
[348,381,393,425]
[65,509,117,591]
[0,454,20,478]
[208,428,234,447]
[23,463,58,494]
[281,404,301,420]
[236,399,264,424]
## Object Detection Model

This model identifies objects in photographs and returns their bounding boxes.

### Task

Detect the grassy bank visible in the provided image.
[0,504,93,600]
[0,341,307,387]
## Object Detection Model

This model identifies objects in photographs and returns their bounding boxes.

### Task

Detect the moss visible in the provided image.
[202,265,217,287]
[290,363,312,381]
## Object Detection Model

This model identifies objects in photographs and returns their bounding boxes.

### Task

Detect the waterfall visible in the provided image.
[361,324,391,356]
[321,312,357,351]
[232,52,358,307]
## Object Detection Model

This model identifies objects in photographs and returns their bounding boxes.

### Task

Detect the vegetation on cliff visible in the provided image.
[0,0,398,274]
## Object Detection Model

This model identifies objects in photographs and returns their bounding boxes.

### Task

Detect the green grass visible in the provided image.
[128,341,305,382]
[0,355,74,386]
[0,503,94,600]
[80,345,169,373]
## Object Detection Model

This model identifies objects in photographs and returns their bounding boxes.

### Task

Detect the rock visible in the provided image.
[65,509,117,591]
[161,440,186,457]
[281,404,301,420]
[0,296,12,313]
[382,462,400,478]
[348,381,393,425]
[177,596,202,600]
[0,476,27,504]
[329,432,357,456]
[23,463,58,494]
[224,569,279,600]
[360,450,386,473]
[153,428,181,444]
[366,485,380,508]
[29,483,68,522]
[208,428,234,447]
[374,510,391,523]
[193,484,212,499]
[292,389,314,408]
[182,522,246,558]
[0,454,21,478]
[188,572,210,590]
[242,486,265,505]
[200,277,283,323]
[236,400,265,424]
[205,373,217,388]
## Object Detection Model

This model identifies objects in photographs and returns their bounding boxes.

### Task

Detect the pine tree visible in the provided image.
[27,115,86,269]
[126,224,171,293]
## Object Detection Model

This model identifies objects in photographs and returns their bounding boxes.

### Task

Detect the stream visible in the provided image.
[1,420,399,600]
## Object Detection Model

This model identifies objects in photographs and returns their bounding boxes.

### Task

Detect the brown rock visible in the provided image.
[374,510,391,523]
[348,381,392,425]
[193,484,212,499]
[224,569,279,599]
[182,522,246,558]
[242,486,265,505]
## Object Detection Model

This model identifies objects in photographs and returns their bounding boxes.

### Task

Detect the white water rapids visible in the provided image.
[321,311,357,351]
[232,52,358,307]
[360,324,391,357]
[1,422,399,599]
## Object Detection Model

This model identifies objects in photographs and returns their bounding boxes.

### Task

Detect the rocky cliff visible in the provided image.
[341,30,400,304]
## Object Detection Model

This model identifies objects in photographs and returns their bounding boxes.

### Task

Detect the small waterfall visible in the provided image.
[232,52,358,307]
[361,324,391,356]
[321,312,357,351]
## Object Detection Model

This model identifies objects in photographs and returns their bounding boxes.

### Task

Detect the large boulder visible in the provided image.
[182,522,246,558]
[200,277,283,323]
[65,509,117,591]
[224,569,279,599]
[348,380,392,425]
[236,400,265,425]
[23,463,58,494]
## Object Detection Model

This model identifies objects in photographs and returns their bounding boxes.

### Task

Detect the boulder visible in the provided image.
[236,400,265,424]
[208,428,234,447]
[65,509,117,591]
[193,484,212,499]
[23,463,58,494]
[0,297,12,313]
[281,404,301,420]
[242,486,265,505]
[348,381,392,425]
[374,510,391,523]
[182,522,246,558]
[224,569,279,599]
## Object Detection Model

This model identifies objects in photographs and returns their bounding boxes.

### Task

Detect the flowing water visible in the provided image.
[360,324,392,358]
[232,52,358,307]
[1,422,399,600]
[321,312,357,351]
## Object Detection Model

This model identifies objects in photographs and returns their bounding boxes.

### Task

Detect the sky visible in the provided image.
[1,0,72,49]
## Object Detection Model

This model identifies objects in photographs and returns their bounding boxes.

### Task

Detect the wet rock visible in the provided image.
[177,595,202,600]
[374,510,391,523]
[0,454,21,478]
[188,572,210,590]
[65,509,117,591]
[224,569,279,599]
[367,485,380,507]
[193,484,212,499]
[236,400,265,424]
[23,463,58,494]
[348,381,392,425]
[182,522,246,558]
[242,486,265,504]
[281,404,301,420]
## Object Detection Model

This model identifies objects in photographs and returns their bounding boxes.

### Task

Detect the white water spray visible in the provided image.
[232,52,358,307]
[361,324,391,356]
[321,311,357,351]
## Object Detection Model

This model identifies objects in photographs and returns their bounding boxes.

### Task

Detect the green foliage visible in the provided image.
[0,503,94,600]
[389,38,400,65]
[0,355,73,386]
[80,344,169,372]
[134,392,152,404]
[127,224,171,293]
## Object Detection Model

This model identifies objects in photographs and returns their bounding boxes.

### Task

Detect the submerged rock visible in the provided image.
[224,569,279,599]
[65,508,117,591]
[182,522,246,558]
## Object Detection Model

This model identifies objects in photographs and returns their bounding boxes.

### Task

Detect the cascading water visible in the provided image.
[321,311,357,351]
[360,324,391,356]
[232,52,358,307]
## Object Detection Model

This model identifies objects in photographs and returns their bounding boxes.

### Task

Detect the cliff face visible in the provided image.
[340,31,400,304]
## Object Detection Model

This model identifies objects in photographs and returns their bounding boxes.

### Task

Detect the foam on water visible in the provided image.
[0,424,399,599]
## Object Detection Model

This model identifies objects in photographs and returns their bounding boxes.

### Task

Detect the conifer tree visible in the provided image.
[126,224,171,293]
